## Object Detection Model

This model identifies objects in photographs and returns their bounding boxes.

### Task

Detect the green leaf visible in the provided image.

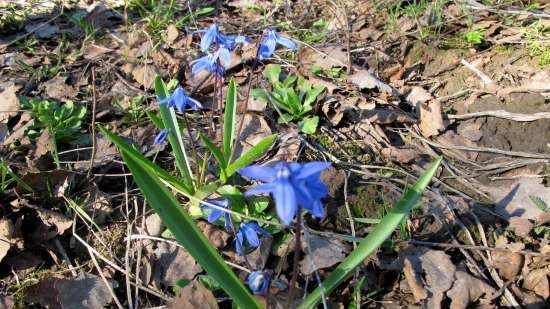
[250,88,270,102]
[263,64,281,85]
[298,116,318,134]
[226,134,277,177]
[154,76,195,190]
[146,111,164,129]
[218,185,246,213]
[303,85,326,108]
[296,157,442,309]
[223,78,237,163]
[285,88,302,115]
[99,126,193,195]
[283,75,298,88]
[199,132,227,182]
[119,149,262,309]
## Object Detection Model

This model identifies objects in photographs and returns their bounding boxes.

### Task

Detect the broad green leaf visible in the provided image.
[298,116,318,134]
[250,88,270,102]
[297,157,442,309]
[223,78,237,163]
[303,84,326,108]
[283,75,298,88]
[99,126,193,195]
[199,133,227,182]
[226,134,277,177]
[218,185,246,213]
[285,88,302,115]
[297,76,312,93]
[263,64,281,85]
[119,149,262,309]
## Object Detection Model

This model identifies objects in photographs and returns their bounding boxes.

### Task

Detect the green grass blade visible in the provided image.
[146,111,164,129]
[223,78,237,163]
[154,76,195,190]
[296,157,442,309]
[199,132,227,182]
[120,150,263,309]
[99,126,193,195]
[225,134,277,177]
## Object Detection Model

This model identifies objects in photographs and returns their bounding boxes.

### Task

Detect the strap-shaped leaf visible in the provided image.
[226,134,277,177]
[296,157,442,309]
[223,78,237,163]
[199,132,227,182]
[120,149,263,309]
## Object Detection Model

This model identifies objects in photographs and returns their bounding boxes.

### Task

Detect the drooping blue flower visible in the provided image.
[258,30,298,60]
[235,222,269,255]
[153,129,169,145]
[200,199,232,231]
[197,23,251,52]
[238,162,330,225]
[219,34,253,51]
[191,47,232,77]
[247,271,270,295]
[157,86,202,112]
[199,23,221,52]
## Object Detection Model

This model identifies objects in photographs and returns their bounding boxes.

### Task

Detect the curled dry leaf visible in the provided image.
[197,221,230,249]
[167,281,218,309]
[419,100,445,137]
[25,274,115,309]
[270,129,300,163]
[491,250,523,281]
[42,76,76,101]
[0,82,20,123]
[523,268,549,299]
[348,69,394,95]
[165,24,179,45]
[298,46,348,70]
[381,146,421,164]
[446,270,495,309]
[233,114,272,159]
[231,236,272,270]
[0,219,14,263]
[299,234,348,276]
[144,213,163,237]
[153,242,202,287]
[30,206,72,241]
[73,133,118,170]
[133,64,159,89]
[508,216,534,237]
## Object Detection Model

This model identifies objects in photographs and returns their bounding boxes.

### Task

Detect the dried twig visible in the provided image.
[449,110,550,122]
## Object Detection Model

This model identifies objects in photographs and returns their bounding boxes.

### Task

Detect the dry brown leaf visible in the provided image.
[153,242,202,286]
[167,281,218,309]
[300,235,348,275]
[270,130,300,163]
[407,86,433,107]
[298,46,348,70]
[43,76,75,101]
[421,250,456,309]
[482,177,549,221]
[197,221,230,249]
[436,131,477,160]
[508,216,534,237]
[233,114,272,159]
[82,44,113,60]
[0,219,14,263]
[419,99,445,137]
[456,121,483,142]
[133,64,158,89]
[74,134,118,170]
[0,83,20,123]
[381,146,421,163]
[348,69,394,95]
[25,274,114,309]
[35,128,54,158]
[492,250,523,281]
[144,213,163,237]
[523,268,549,299]
[32,206,72,241]
[166,24,179,45]
[0,295,14,309]
[447,270,495,309]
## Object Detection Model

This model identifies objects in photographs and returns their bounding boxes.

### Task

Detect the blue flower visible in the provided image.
[200,199,232,231]
[238,162,330,225]
[198,23,251,52]
[191,47,232,77]
[258,30,298,60]
[235,222,269,255]
[247,271,270,295]
[199,23,221,52]
[219,34,252,51]
[157,86,202,112]
[153,129,169,144]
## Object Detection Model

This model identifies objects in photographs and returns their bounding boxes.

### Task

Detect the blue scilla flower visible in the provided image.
[247,271,270,295]
[238,162,330,225]
[258,30,298,60]
[235,222,269,255]
[157,86,202,112]
[198,23,221,52]
[153,129,169,145]
[191,47,232,77]
[219,34,253,51]
[200,199,232,231]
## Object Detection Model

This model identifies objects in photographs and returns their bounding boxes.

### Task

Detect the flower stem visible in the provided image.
[286,206,302,309]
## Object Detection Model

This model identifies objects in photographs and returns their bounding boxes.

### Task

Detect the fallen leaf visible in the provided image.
[381,146,421,164]
[25,274,115,309]
[420,250,456,309]
[133,64,159,89]
[0,52,17,67]
[74,134,118,170]
[144,213,163,237]
[35,128,55,158]
[483,177,549,221]
[298,46,348,70]
[30,206,72,241]
[0,219,14,263]
[270,130,300,162]
[508,216,534,237]
[83,187,113,225]
[0,295,14,309]
[456,121,483,142]
[25,23,59,39]
[166,24,179,45]
[17,170,74,196]
[231,236,272,270]
[42,76,76,101]
[0,83,20,123]
[153,242,202,286]
[300,235,348,275]
[167,281,218,309]
[4,251,44,278]
[197,221,230,249]
[436,131,477,160]
[419,99,445,137]
[348,69,394,95]
[446,270,495,309]
[232,114,272,159]
[82,44,113,60]
[491,250,523,281]
[523,268,549,299]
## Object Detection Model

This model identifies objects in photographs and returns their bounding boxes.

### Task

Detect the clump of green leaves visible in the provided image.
[252,64,326,134]
[0,160,32,195]
[463,30,484,44]
[115,95,147,125]
[21,98,87,167]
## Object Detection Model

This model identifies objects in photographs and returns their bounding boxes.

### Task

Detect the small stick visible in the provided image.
[88,67,98,178]
[87,247,125,309]
[448,110,550,122]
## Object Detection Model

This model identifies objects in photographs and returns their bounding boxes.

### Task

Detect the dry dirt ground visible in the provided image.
[0,0,549,308]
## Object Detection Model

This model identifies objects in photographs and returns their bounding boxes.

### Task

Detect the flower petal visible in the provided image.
[258,38,276,60]
[217,47,232,68]
[239,165,278,182]
[201,24,218,52]
[153,129,168,144]
[207,208,223,223]
[296,161,331,179]
[273,180,297,225]
[275,33,297,50]
[244,183,276,197]
[186,97,203,110]
[235,230,245,255]
[243,224,260,247]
